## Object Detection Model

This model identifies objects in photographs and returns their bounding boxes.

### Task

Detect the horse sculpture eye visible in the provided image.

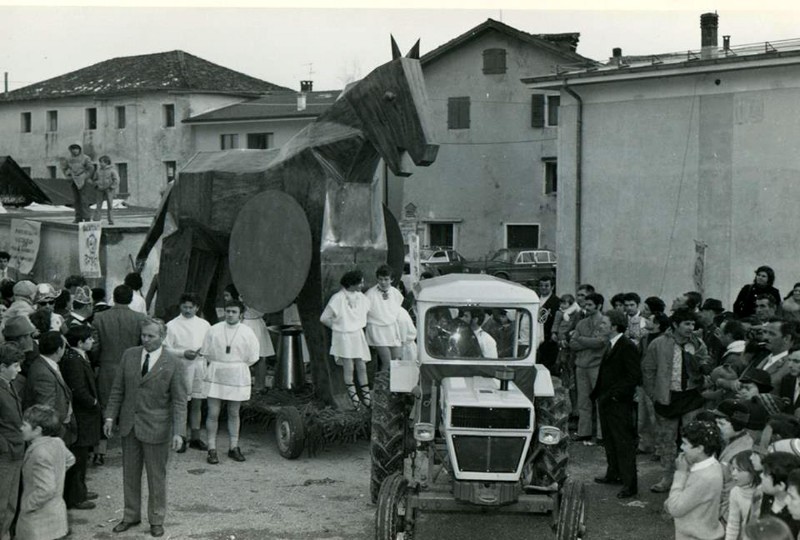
[383,91,397,102]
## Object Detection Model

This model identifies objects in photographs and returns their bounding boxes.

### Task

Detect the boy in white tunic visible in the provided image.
[365,264,404,372]
[320,270,371,408]
[164,293,211,452]
[201,300,259,464]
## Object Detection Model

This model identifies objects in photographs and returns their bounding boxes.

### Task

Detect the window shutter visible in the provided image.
[448,97,470,130]
[483,49,507,74]
[531,94,545,128]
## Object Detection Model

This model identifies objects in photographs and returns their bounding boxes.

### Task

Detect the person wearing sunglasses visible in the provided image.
[34,283,64,332]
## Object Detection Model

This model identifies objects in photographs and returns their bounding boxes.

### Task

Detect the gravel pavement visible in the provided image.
[66,423,678,540]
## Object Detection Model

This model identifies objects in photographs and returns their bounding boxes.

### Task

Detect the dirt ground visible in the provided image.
[66,422,676,540]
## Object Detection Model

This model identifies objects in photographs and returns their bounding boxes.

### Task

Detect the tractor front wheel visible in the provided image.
[375,472,415,540]
[275,406,305,459]
[555,478,586,540]
[370,370,409,503]
[527,377,570,488]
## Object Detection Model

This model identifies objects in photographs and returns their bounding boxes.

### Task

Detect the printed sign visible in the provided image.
[9,219,41,274]
[79,221,102,278]
[693,240,707,296]
[408,233,420,286]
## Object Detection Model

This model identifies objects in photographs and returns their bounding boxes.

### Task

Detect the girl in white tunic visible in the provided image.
[320,270,371,408]
[201,300,259,464]
[164,292,211,450]
[365,264,404,372]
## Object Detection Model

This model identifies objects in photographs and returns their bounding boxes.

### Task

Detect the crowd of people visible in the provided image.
[0,264,273,539]
[535,265,800,540]
[5,254,800,539]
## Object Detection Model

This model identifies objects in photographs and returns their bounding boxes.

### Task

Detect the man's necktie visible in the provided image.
[141,353,150,377]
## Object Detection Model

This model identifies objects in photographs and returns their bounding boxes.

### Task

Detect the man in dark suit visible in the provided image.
[61,325,103,510]
[0,343,25,540]
[591,310,641,498]
[104,318,187,538]
[535,275,560,373]
[23,331,77,447]
[93,284,148,464]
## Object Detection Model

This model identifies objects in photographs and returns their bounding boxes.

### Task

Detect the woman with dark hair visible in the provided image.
[320,270,371,408]
[782,283,800,323]
[733,266,782,318]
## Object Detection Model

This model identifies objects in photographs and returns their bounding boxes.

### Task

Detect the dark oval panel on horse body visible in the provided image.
[383,205,404,282]
[229,190,312,314]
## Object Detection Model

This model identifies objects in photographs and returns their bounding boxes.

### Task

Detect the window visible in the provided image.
[21,167,31,176]
[20,112,31,133]
[84,107,97,130]
[163,104,175,127]
[483,48,507,74]
[546,96,560,127]
[46,110,58,132]
[164,161,177,183]
[47,166,57,179]
[116,106,126,129]
[543,158,557,195]
[247,132,273,149]
[428,223,454,249]
[532,94,560,128]
[220,134,239,150]
[447,97,470,130]
[117,163,129,195]
[506,225,539,249]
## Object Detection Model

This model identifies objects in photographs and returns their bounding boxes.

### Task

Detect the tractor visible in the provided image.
[371,274,585,539]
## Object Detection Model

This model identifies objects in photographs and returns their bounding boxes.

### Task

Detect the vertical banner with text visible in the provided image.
[408,233,420,287]
[79,221,102,278]
[10,219,42,275]
[693,240,707,297]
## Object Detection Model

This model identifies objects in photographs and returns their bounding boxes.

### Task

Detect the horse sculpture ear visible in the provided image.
[407,39,420,60]
[391,35,402,60]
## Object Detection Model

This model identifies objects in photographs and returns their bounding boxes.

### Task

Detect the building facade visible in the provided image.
[526,14,800,304]
[0,51,291,208]
[387,19,594,260]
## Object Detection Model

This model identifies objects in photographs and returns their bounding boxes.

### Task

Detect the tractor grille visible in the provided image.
[452,435,527,473]
[450,406,531,430]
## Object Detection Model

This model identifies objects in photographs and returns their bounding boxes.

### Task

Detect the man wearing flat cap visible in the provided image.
[2,315,38,379]
[3,281,36,323]
[697,298,725,365]
[0,343,25,540]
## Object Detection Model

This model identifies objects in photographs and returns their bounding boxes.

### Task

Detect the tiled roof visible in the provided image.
[183,90,340,123]
[2,50,292,102]
[420,18,598,67]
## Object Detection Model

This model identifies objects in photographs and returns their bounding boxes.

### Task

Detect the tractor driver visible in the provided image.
[447,308,497,359]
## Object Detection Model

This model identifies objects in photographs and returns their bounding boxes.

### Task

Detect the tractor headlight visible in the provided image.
[538,426,562,445]
[414,422,435,442]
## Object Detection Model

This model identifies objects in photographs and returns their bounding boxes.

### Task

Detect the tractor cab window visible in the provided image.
[425,306,532,360]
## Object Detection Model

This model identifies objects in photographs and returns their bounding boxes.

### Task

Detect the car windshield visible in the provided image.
[489,250,513,263]
[424,306,532,360]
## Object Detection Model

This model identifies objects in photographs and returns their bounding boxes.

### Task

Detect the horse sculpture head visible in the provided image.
[342,37,438,177]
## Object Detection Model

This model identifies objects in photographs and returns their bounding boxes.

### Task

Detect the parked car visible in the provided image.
[401,259,441,292]
[419,247,466,275]
[462,248,557,284]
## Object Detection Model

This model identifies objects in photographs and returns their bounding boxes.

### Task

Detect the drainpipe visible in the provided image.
[562,82,583,290]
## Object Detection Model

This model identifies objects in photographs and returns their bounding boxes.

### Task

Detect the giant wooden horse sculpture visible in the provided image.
[138,38,438,408]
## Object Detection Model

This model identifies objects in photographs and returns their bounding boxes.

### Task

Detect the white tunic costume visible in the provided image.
[397,308,418,363]
[242,306,275,357]
[365,285,403,347]
[201,321,260,401]
[164,314,211,399]
[320,289,370,363]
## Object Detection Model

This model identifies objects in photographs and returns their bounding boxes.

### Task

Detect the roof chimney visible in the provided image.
[4,72,8,98]
[300,80,313,92]
[723,35,731,54]
[611,47,622,66]
[700,12,719,59]
[297,93,307,112]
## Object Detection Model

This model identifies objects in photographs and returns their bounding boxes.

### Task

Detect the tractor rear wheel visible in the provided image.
[555,478,586,540]
[370,370,410,503]
[375,472,415,540]
[528,376,570,488]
